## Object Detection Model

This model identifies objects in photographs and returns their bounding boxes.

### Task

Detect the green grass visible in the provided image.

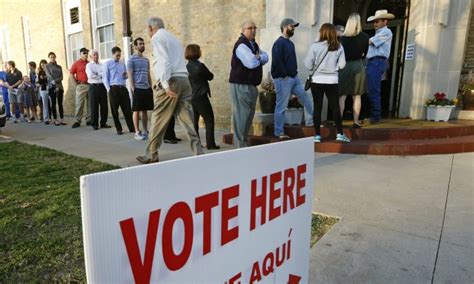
[311,213,339,247]
[0,141,118,282]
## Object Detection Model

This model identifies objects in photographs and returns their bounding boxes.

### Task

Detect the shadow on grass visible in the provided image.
[311,213,340,248]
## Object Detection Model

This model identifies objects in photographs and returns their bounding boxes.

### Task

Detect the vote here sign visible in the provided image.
[80,138,314,283]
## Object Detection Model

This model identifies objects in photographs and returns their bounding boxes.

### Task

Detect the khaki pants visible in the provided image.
[145,76,204,159]
[74,84,91,123]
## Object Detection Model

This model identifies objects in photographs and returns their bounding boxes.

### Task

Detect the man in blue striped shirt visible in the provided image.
[127,37,153,140]
[103,46,135,135]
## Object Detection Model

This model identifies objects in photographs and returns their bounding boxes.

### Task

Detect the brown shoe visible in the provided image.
[136,155,159,164]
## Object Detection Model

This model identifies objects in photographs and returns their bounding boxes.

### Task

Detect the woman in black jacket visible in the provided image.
[185,44,220,150]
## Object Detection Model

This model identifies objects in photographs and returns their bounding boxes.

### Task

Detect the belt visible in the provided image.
[368,56,387,61]
[111,85,126,88]
[90,83,103,86]
[77,81,88,85]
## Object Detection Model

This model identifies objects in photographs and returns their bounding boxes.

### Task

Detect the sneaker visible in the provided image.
[277,134,290,139]
[134,132,145,140]
[142,131,149,140]
[336,133,351,143]
[313,135,322,143]
[13,119,18,123]
[72,122,81,128]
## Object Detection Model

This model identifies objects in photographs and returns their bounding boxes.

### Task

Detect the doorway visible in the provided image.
[332,0,410,120]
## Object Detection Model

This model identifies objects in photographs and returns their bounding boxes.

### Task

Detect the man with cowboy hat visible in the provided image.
[366,9,394,123]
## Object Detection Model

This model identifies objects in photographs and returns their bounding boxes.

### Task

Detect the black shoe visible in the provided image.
[117,130,123,135]
[164,139,178,144]
[172,137,182,142]
[45,121,50,125]
[92,126,99,130]
[207,145,220,150]
[353,123,361,129]
[86,121,92,126]
[72,122,81,128]
[101,124,112,128]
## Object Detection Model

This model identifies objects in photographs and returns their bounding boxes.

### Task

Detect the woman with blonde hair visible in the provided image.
[304,23,350,143]
[339,13,369,128]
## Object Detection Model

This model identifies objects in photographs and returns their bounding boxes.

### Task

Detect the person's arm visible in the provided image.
[154,37,172,90]
[304,44,316,71]
[102,61,110,92]
[369,28,392,47]
[70,62,77,81]
[338,47,346,70]
[199,63,214,81]
[127,59,135,92]
[11,71,23,88]
[45,64,55,84]
[235,44,262,69]
[272,41,287,77]
[147,59,152,88]
[57,65,63,83]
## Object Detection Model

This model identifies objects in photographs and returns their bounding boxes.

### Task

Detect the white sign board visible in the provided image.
[81,138,314,283]
[405,43,415,60]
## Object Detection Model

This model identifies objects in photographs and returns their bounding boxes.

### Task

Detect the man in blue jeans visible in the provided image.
[272,18,313,138]
[366,10,394,123]
[0,63,12,119]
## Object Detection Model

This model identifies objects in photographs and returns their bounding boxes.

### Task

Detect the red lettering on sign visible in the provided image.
[250,260,262,284]
[296,164,306,207]
[119,209,161,284]
[162,202,193,271]
[226,272,242,284]
[269,171,282,221]
[250,176,267,231]
[283,168,295,213]
[195,191,219,255]
[221,185,239,246]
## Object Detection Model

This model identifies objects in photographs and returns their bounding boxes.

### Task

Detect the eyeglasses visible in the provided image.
[245,26,257,30]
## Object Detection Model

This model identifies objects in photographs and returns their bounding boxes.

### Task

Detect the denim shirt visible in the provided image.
[367,26,393,59]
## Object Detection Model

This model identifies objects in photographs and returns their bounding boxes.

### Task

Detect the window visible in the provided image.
[94,0,114,59]
[69,32,83,63]
[64,0,83,67]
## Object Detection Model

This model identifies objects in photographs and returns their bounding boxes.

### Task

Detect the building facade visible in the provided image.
[0,0,472,129]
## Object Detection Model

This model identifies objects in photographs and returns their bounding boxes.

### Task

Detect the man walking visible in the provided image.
[0,63,12,119]
[271,18,314,138]
[229,20,269,147]
[366,10,394,123]
[127,37,153,140]
[71,47,91,128]
[86,50,110,130]
[136,17,204,164]
[103,46,134,135]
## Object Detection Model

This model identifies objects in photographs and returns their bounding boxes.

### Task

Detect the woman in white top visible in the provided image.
[304,23,350,143]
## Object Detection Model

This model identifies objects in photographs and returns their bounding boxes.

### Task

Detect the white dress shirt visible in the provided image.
[235,43,269,69]
[151,29,188,90]
[86,61,103,84]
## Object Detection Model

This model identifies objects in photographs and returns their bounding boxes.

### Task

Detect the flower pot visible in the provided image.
[426,105,455,122]
[284,108,303,125]
[259,91,276,114]
[462,90,474,110]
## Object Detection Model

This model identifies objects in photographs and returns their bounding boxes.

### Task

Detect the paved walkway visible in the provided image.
[1,117,473,283]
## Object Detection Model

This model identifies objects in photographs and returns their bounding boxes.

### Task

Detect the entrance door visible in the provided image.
[333,0,409,120]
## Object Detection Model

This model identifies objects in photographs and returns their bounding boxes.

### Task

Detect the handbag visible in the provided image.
[304,48,329,91]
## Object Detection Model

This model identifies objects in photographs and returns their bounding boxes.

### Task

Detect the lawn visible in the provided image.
[0,141,337,281]
[0,141,118,282]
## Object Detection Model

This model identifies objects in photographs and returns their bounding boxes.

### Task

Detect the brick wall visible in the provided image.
[128,0,266,129]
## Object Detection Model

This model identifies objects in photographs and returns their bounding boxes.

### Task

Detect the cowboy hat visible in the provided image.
[367,10,395,22]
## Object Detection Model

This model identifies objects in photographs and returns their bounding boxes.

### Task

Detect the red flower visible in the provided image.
[434,92,446,100]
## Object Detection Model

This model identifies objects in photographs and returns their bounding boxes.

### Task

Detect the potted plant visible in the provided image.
[259,73,276,114]
[425,92,458,122]
[462,82,474,110]
[285,95,304,125]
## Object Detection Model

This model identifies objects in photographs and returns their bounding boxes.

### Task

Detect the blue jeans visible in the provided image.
[366,57,387,121]
[273,77,313,136]
[2,91,11,117]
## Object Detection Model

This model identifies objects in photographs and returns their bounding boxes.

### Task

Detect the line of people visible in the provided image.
[232,10,393,146]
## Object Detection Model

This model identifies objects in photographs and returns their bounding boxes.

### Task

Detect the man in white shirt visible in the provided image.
[136,17,204,164]
[85,50,110,130]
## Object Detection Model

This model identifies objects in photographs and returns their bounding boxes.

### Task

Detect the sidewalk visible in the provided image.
[1,118,473,283]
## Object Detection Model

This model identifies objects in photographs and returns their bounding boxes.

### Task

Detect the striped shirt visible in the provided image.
[127,54,150,89]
